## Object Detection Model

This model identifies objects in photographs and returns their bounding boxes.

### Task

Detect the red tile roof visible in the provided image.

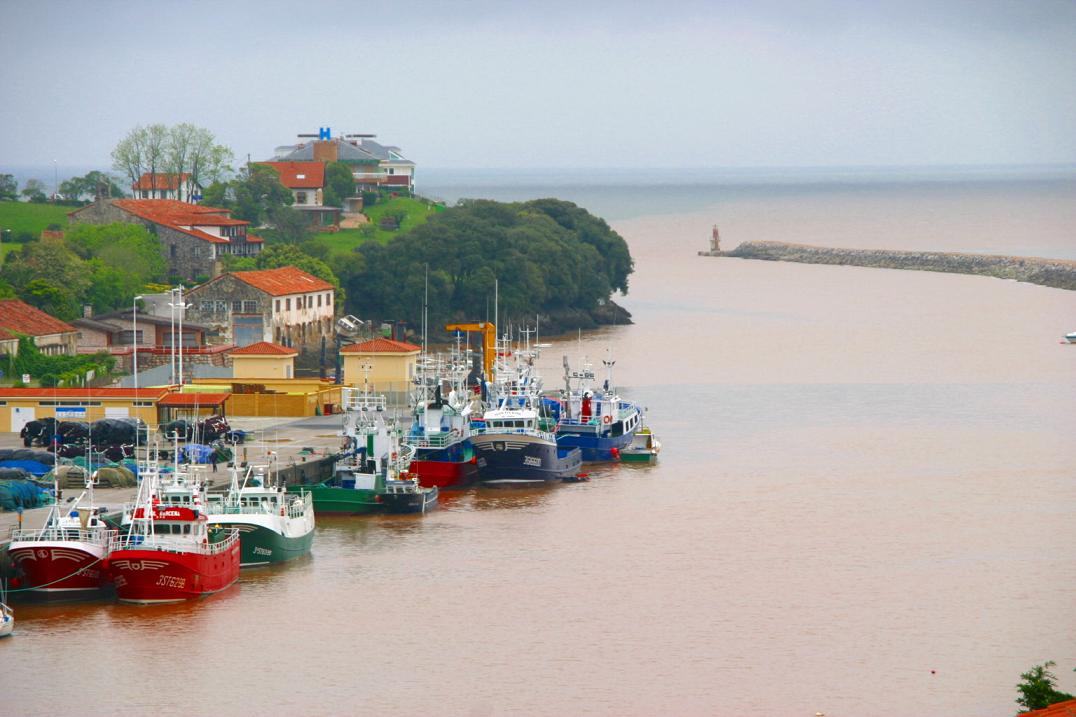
[113,199,247,227]
[158,392,231,407]
[0,299,77,337]
[257,162,325,189]
[341,338,421,354]
[132,173,191,191]
[229,341,297,356]
[0,327,16,341]
[1020,699,1076,716]
[231,266,334,296]
[0,387,169,400]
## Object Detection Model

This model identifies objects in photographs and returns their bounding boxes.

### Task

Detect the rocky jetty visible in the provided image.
[708,241,1076,291]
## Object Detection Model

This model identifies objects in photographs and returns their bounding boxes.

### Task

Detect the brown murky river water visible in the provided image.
[3,180,1075,716]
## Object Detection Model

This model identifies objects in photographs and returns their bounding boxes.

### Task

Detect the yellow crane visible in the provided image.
[443,322,497,378]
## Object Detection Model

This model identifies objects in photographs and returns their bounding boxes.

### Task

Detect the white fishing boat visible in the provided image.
[1065,330,1076,343]
[206,457,316,566]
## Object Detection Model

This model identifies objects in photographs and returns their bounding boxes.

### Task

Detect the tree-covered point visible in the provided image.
[346,198,633,332]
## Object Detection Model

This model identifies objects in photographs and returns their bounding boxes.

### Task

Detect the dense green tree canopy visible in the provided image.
[345,198,633,331]
[322,161,355,208]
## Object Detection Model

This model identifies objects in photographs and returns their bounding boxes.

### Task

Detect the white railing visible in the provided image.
[469,425,556,443]
[10,527,117,546]
[109,529,239,556]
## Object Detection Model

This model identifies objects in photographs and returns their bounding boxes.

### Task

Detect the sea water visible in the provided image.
[3,169,1075,717]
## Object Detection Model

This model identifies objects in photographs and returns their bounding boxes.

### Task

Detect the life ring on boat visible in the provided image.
[391,452,398,461]
[602,415,612,425]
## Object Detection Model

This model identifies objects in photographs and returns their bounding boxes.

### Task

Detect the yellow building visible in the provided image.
[0,387,168,433]
[229,341,298,379]
[341,338,421,392]
[189,378,342,417]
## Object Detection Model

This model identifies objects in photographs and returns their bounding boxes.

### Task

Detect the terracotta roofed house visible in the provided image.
[69,198,262,280]
[0,299,78,356]
[131,172,203,202]
[255,161,339,227]
[229,341,298,379]
[340,337,421,392]
[185,266,335,350]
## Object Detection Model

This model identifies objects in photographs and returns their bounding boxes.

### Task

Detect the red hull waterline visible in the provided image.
[410,458,479,490]
[7,544,111,600]
[109,545,240,604]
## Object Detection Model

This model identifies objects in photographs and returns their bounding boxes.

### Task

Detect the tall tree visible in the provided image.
[112,123,233,199]
[143,124,169,194]
[20,179,47,203]
[111,125,149,188]
[0,174,17,201]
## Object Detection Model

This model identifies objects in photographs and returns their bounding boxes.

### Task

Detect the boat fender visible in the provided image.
[602,415,612,425]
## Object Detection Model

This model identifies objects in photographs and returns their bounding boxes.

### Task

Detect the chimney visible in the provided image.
[83,305,93,318]
[313,140,338,163]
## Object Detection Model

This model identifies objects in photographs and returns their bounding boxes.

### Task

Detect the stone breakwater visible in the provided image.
[706,241,1076,291]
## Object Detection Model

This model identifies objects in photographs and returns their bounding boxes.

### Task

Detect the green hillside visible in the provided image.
[0,201,72,235]
[310,196,443,258]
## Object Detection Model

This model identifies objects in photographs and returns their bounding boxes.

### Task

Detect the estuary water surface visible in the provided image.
[2,172,1075,717]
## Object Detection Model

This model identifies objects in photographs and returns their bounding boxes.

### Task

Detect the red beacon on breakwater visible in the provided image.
[108,457,239,604]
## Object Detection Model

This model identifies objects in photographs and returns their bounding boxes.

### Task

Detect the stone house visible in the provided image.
[68,198,262,281]
[0,299,78,356]
[185,266,335,350]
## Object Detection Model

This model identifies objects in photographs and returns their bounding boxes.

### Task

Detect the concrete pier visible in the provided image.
[702,240,1076,291]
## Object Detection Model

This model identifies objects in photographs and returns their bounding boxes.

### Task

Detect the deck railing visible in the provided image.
[109,529,240,556]
[9,527,117,546]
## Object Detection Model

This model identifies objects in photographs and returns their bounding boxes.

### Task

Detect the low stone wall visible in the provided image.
[711,241,1076,291]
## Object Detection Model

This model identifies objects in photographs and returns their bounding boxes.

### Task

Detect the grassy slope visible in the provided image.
[0,201,73,259]
[0,201,72,234]
[310,196,443,258]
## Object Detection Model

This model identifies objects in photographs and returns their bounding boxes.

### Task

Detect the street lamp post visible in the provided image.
[132,295,143,459]
[132,295,144,390]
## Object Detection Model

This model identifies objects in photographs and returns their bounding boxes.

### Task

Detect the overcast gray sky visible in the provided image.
[2,0,1075,171]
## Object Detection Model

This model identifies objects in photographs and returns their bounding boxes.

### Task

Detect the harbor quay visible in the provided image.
[0,412,344,537]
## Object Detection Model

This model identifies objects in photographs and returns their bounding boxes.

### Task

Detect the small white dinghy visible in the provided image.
[0,602,13,638]
[1065,331,1076,344]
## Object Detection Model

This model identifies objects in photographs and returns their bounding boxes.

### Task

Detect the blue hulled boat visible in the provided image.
[550,353,643,462]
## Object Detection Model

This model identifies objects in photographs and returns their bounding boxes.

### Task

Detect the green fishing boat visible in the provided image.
[288,385,426,515]
[619,425,662,464]
[207,460,316,567]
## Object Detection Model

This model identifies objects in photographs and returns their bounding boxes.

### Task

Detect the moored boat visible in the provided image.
[7,470,117,602]
[206,459,315,567]
[407,351,480,490]
[108,456,240,603]
[619,425,662,464]
[552,353,643,462]
[472,335,582,487]
[0,601,12,637]
[290,385,420,515]
[1065,330,1076,343]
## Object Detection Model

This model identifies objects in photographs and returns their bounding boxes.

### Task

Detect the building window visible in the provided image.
[275,299,281,312]
[296,191,307,204]
[232,301,242,313]
[285,298,291,311]
[200,301,213,312]
[242,300,258,313]
[170,245,177,258]
[317,294,322,308]
[215,300,227,312]
[388,168,395,175]
[117,330,144,345]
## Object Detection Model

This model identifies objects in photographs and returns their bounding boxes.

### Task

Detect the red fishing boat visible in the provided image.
[7,471,116,602]
[108,461,239,604]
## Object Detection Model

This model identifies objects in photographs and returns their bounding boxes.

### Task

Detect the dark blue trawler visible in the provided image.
[548,354,643,462]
